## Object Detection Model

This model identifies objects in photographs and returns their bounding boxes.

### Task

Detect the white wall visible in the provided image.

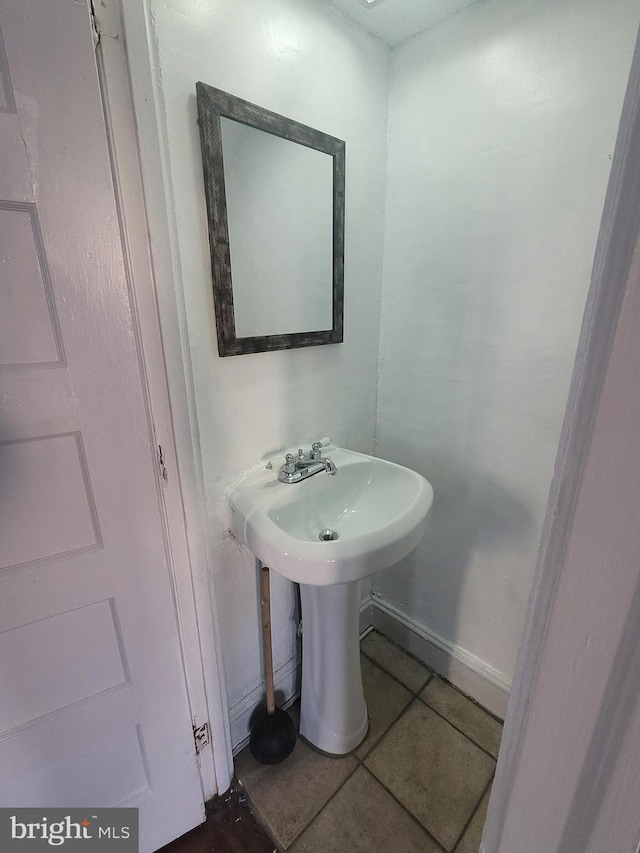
[375,0,640,694]
[134,0,640,751]
[143,0,389,746]
[484,34,640,847]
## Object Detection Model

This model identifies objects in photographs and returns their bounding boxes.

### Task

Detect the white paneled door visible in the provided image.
[0,1,205,849]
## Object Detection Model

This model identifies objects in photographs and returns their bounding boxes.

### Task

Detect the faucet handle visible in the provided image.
[283,453,296,474]
[311,441,323,460]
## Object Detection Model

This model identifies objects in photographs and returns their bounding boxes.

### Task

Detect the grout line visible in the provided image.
[450,772,494,853]
[296,651,496,843]
[357,655,496,849]
[360,763,449,853]
[366,628,505,724]
[354,687,420,761]
[276,690,424,847]
[415,693,500,762]
[435,673,506,726]
[283,760,361,850]
[363,627,439,673]
[242,635,498,851]
[360,648,433,697]
[286,700,450,852]
[357,696,450,848]
[360,635,503,761]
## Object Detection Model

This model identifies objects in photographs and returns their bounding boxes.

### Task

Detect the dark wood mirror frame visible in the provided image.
[196,83,345,357]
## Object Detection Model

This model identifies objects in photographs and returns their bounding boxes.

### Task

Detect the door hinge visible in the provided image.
[158,445,168,485]
[193,721,210,754]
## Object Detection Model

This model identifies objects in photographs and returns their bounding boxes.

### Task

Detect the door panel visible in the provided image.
[0,2,204,849]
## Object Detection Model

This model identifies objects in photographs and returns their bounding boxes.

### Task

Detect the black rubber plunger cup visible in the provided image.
[249,565,297,764]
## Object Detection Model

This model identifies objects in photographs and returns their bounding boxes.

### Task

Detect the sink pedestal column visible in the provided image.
[299,580,368,754]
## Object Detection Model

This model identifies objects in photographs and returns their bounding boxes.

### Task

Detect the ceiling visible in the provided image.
[324,0,480,47]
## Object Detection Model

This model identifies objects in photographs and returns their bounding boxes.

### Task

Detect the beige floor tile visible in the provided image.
[365,701,494,851]
[420,678,503,758]
[356,656,413,758]
[235,739,357,850]
[361,631,431,692]
[455,787,491,853]
[289,766,442,853]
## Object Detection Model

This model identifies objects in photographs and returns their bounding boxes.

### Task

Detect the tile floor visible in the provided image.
[235,630,502,853]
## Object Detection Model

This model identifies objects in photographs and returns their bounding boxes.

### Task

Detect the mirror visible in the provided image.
[196,83,345,357]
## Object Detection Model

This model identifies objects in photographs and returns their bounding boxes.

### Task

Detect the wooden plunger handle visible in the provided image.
[260,565,276,715]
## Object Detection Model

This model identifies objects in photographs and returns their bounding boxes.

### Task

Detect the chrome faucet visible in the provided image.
[277,443,337,484]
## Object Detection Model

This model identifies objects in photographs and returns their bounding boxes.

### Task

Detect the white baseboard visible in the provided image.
[370,595,511,719]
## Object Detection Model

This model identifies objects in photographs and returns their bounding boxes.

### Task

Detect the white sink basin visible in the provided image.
[228,446,433,586]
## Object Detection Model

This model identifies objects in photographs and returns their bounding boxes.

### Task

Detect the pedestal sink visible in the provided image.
[228,445,434,754]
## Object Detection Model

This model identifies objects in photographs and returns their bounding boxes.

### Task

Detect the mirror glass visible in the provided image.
[221,118,334,338]
[196,83,345,357]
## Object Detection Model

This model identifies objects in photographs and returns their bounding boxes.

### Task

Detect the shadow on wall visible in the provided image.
[373,445,535,685]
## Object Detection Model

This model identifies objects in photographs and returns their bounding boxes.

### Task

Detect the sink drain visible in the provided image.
[319,529,338,542]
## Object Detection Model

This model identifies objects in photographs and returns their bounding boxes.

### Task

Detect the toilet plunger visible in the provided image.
[249,565,297,764]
